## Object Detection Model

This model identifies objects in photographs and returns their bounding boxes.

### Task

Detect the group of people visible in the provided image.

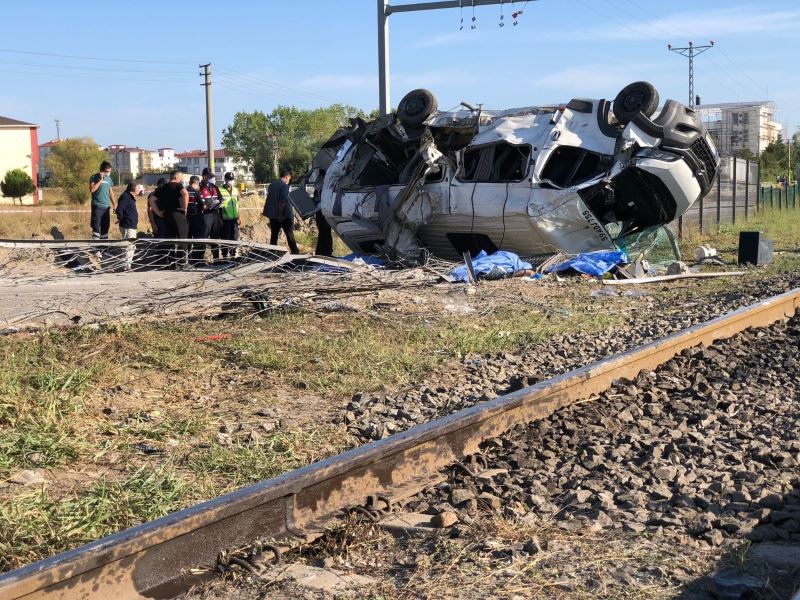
[89,160,332,269]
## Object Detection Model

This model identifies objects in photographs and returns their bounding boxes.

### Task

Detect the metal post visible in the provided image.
[756,155,761,213]
[378,0,390,115]
[698,190,704,233]
[731,158,737,224]
[200,63,214,173]
[770,186,773,209]
[778,186,782,210]
[378,1,529,114]
[716,170,721,228]
[678,215,683,239]
[744,158,749,221]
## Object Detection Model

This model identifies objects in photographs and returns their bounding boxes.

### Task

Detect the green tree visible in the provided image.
[734,147,756,161]
[45,138,109,204]
[223,104,368,182]
[0,169,35,205]
[221,111,276,183]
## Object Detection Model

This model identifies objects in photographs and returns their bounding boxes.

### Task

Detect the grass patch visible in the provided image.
[225,306,620,398]
[0,466,185,572]
[186,428,348,491]
[681,206,800,254]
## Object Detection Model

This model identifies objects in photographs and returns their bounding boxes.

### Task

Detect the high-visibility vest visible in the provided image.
[219,186,239,220]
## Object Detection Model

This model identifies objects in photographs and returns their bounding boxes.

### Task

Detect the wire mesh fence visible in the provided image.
[675,156,799,237]
[0,238,453,331]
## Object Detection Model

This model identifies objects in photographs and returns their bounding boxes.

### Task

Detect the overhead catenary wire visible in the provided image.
[0,68,194,84]
[600,0,782,106]
[0,58,188,75]
[0,47,193,65]
[215,65,334,104]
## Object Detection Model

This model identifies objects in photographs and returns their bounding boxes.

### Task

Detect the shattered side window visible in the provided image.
[541,146,610,188]
[459,142,531,183]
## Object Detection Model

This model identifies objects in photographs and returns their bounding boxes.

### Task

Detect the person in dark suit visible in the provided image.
[263,169,300,254]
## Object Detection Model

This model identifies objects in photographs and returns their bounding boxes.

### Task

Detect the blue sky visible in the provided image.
[1,0,798,150]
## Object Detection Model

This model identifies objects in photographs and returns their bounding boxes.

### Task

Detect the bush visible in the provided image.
[0,169,35,205]
[45,138,109,204]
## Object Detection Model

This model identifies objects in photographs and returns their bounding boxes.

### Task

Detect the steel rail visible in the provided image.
[1,288,798,599]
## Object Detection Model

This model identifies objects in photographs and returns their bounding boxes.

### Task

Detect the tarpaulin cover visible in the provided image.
[547,249,628,277]
[340,253,385,266]
[450,250,533,283]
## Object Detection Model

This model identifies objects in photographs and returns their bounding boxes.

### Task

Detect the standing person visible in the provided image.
[89,161,116,241]
[186,175,206,264]
[150,170,190,267]
[263,169,299,254]
[148,177,166,237]
[313,194,333,256]
[219,172,241,258]
[116,181,139,270]
[199,167,223,260]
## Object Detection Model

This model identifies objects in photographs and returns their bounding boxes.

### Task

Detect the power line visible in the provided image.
[0,68,193,83]
[0,47,193,65]
[603,0,777,103]
[0,58,187,74]
[216,65,333,103]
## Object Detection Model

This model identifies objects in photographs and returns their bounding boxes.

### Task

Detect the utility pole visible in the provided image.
[377,0,536,114]
[668,41,714,108]
[199,63,215,174]
[272,131,280,179]
[54,119,61,141]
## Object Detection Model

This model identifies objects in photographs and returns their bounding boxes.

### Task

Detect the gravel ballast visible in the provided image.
[343,274,800,445]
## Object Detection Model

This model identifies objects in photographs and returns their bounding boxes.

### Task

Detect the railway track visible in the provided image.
[2,288,799,600]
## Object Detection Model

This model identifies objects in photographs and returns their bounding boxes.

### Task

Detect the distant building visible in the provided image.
[38,139,60,182]
[175,149,253,181]
[104,145,182,180]
[0,115,40,205]
[106,145,144,180]
[696,101,783,156]
[157,148,178,170]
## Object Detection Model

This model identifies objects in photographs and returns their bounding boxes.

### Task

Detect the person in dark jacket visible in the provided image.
[186,176,207,264]
[116,181,139,269]
[199,167,222,260]
[263,169,299,254]
[148,177,166,237]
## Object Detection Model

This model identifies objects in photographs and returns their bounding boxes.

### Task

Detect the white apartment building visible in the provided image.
[696,101,783,156]
[157,148,177,170]
[175,149,253,181]
[106,145,143,179]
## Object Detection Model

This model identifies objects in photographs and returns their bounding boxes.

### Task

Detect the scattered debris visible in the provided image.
[666,260,692,275]
[694,245,718,262]
[602,271,745,285]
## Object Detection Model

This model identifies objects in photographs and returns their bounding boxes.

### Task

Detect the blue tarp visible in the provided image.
[340,253,385,266]
[450,250,533,283]
[547,249,628,277]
